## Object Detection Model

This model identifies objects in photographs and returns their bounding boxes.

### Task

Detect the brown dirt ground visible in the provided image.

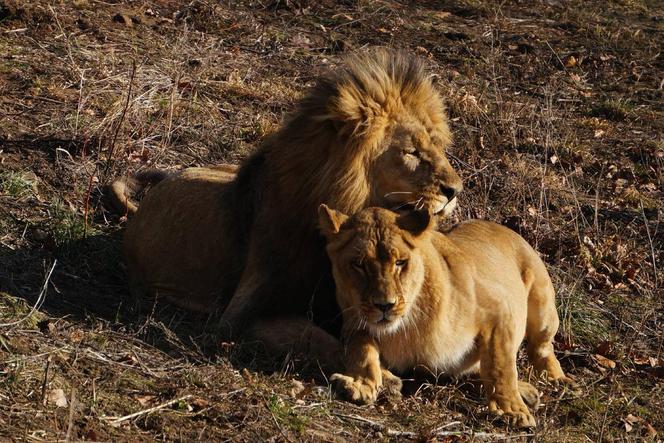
[0,0,662,441]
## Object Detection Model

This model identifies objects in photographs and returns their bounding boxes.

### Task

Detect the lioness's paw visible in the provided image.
[330,373,378,405]
[489,397,537,428]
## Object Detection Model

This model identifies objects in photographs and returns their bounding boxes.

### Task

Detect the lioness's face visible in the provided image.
[319,206,430,336]
[370,117,462,217]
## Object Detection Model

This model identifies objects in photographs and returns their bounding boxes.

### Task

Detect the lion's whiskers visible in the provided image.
[392,197,424,212]
[384,191,414,198]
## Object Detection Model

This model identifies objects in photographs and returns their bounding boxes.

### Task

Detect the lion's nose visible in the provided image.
[373,301,395,314]
[440,184,459,201]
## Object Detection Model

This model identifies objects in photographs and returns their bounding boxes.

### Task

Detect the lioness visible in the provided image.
[318,205,573,427]
[111,49,463,366]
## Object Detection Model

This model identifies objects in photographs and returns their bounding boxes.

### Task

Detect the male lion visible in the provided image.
[318,205,573,427]
[111,49,462,364]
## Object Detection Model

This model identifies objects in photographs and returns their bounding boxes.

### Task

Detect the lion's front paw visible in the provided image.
[489,396,536,428]
[381,369,403,398]
[330,373,378,405]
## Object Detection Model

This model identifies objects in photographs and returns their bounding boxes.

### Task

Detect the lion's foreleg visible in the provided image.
[330,332,393,404]
[479,323,536,428]
[216,239,272,339]
[247,317,344,373]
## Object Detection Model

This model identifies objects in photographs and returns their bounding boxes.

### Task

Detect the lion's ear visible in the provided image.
[396,209,432,236]
[318,204,349,238]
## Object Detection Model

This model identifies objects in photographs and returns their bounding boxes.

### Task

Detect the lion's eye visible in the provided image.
[352,260,365,272]
[403,150,421,171]
[395,259,408,267]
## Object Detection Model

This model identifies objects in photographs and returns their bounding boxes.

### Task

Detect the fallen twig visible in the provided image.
[333,412,531,440]
[40,355,52,406]
[65,387,77,442]
[101,394,192,426]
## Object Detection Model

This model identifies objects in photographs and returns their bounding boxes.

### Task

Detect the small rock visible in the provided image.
[31,228,49,241]
[47,389,68,408]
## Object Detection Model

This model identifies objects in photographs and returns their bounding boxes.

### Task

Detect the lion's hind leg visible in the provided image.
[517,381,540,409]
[524,269,573,384]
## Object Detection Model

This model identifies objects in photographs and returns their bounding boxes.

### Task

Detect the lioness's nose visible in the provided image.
[374,301,395,313]
[440,184,459,201]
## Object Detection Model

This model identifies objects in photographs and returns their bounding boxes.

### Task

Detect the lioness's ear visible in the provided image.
[397,209,432,236]
[318,204,349,238]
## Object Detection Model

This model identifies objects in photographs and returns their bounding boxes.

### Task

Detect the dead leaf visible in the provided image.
[594,129,605,138]
[190,397,209,410]
[69,329,85,343]
[623,414,644,433]
[550,155,558,164]
[594,354,616,369]
[564,55,577,68]
[415,46,431,56]
[625,414,643,425]
[135,394,157,406]
[624,421,633,432]
[645,422,657,437]
[434,11,451,19]
[241,367,254,383]
[47,389,68,408]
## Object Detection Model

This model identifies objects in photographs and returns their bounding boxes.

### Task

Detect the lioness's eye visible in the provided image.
[352,260,364,272]
[395,259,408,267]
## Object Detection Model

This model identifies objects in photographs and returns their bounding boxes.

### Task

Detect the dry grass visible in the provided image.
[0,0,662,441]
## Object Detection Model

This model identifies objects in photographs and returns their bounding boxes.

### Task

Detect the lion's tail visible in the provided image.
[108,169,172,216]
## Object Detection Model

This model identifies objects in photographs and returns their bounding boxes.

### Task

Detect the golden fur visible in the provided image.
[319,205,573,428]
[110,49,462,363]
[117,166,241,312]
